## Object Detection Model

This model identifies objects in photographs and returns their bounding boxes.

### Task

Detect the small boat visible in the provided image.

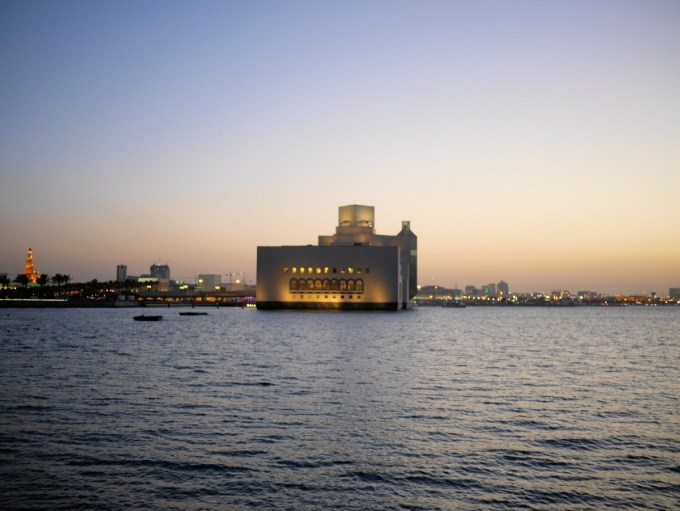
[133,315,163,321]
[442,301,466,308]
[179,312,208,316]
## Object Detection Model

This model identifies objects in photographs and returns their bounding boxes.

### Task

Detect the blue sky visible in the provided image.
[1,0,679,294]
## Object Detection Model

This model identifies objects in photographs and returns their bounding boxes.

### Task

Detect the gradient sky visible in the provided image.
[1,0,679,295]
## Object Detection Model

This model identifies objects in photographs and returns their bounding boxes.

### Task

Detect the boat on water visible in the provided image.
[442,301,466,308]
[179,312,208,316]
[133,315,163,321]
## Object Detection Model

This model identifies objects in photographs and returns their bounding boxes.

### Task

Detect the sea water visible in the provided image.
[1,306,678,510]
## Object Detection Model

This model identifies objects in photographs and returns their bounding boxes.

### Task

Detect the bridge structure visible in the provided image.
[134,289,256,307]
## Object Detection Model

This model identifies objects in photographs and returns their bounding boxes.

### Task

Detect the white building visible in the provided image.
[257,205,417,310]
[196,274,222,291]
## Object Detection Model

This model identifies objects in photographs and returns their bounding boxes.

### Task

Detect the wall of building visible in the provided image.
[257,245,401,310]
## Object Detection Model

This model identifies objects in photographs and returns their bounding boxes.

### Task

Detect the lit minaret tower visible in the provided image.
[23,248,41,283]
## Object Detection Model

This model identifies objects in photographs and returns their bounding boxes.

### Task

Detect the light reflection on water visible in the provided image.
[1,306,679,510]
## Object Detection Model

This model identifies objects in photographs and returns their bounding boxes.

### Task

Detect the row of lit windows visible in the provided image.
[291,293,362,300]
[283,266,370,275]
[289,278,364,293]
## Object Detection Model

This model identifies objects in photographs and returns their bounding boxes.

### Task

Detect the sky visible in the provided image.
[1,0,679,295]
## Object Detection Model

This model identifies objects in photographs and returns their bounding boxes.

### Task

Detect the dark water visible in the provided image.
[1,306,678,510]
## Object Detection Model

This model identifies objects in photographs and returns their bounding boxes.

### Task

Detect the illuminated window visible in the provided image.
[284,267,289,273]
[289,279,298,291]
[324,267,329,274]
[322,279,330,291]
[340,268,345,274]
[348,267,354,274]
[339,279,347,292]
[316,267,321,274]
[347,280,355,292]
[292,267,297,274]
[299,279,306,291]
[315,279,322,291]
[300,267,305,274]
[308,267,313,274]
[356,279,364,293]
[307,278,314,291]
[330,279,338,291]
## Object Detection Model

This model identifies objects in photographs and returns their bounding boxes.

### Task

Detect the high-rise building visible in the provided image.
[22,248,40,283]
[464,285,478,297]
[481,283,496,296]
[116,265,127,282]
[150,264,170,280]
[497,280,509,296]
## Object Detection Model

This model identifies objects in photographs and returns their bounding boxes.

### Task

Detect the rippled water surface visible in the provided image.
[1,306,679,510]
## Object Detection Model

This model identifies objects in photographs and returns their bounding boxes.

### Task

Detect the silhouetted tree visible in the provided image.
[0,275,10,288]
[37,274,49,288]
[15,274,29,289]
[52,273,63,296]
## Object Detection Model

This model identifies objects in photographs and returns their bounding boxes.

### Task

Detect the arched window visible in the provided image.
[339,279,347,292]
[322,279,330,291]
[298,279,306,291]
[347,279,355,292]
[330,279,338,291]
[356,279,364,293]
[307,278,314,291]
[289,279,298,291]
[315,279,323,291]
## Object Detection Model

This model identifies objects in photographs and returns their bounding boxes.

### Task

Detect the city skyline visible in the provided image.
[3,246,678,298]
[2,1,679,295]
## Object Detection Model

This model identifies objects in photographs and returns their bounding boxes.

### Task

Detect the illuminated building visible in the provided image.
[22,248,40,283]
[257,205,417,310]
[117,264,127,282]
[497,280,509,296]
[481,283,496,296]
[150,264,170,280]
[197,274,222,291]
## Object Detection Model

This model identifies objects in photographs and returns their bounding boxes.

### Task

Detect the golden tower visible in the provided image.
[23,248,41,283]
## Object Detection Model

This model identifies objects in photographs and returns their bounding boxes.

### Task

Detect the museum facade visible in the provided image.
[256,205,417,311]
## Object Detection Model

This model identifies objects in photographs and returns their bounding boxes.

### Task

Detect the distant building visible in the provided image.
[481,283,496,296]
[22,248,40,283]
[670,288,680,300]
[497,280,509,296]
[150,264,170,280]
[116,264,127,282]
[197,274,222,291]
[464,285,478,297]
[257,204,417,310]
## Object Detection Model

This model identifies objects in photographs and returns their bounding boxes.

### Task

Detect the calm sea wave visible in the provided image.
[1,306,678,510]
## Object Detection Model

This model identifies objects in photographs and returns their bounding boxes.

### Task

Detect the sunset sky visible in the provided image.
[1,0,679,295]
